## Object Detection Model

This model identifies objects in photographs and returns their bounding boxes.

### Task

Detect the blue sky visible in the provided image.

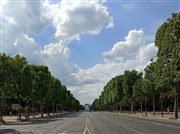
[67,1,179,68]
[1,0,179,104]
[25,1,179,69]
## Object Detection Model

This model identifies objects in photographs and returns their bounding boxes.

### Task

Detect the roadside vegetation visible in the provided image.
[91,13,180,119]
[0,54,80,123]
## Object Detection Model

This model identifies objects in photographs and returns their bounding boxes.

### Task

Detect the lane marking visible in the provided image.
[50,126,55,129]
[101,116,145,134]
[88,116,94,132]
[58,130,68,134]
[83,118,88,134]
[83,117,92,134]
[150,122,162,126]
[39,129,48,134]
[86,126,91,134]
[166,124,180,129]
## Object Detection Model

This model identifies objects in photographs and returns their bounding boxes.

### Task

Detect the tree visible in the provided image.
[155,13,180,119]
[0,54,11,122]
[8,55,28,119]
[30,65,51,117]
[122,70,142,114]
[91,99,100,111]
[50,77,61,115]
[133,79,144,115]
[144,62,157,116]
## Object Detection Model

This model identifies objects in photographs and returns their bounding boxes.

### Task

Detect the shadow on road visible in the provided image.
[0,128,33,134]
[12,112,82,125]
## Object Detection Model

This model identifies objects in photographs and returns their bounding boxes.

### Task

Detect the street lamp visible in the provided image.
[149,55,158,116]
[150,56,157,62]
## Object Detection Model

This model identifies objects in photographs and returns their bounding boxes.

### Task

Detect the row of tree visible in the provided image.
[91,13,180,119]
[0,54,80,122]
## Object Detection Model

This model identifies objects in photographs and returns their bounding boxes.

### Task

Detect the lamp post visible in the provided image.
[170,32,179,119]
[149,56,157,116]
[150,56,157,62]
[150,56,164,117]
[174,92,178,119]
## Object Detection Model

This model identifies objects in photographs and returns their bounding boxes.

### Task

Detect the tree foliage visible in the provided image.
[0,53,80,121]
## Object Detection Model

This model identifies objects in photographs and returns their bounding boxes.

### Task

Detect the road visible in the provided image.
[1,111,180,134]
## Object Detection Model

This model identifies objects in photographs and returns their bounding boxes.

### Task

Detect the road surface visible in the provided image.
[1,111,180,134]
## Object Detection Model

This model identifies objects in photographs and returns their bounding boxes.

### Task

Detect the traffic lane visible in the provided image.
[1,112,83,134]
[46,112,94,134]
[102,112,180,129]
[99,112,180,134]
[1,111,180,134]
[89,112,139,134]
[44,112,86,134]
[105,112,180,127]
[1,116,70,134]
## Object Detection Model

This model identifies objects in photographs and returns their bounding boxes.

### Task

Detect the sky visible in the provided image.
[0,0,179,104]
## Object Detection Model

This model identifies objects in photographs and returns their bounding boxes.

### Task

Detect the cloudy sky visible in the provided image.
[0,0,179,104]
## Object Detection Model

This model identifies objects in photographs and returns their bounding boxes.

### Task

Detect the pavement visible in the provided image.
[108,111,180,123]
[0,111,180,134]
[1,111,180,124]
[1,112,67,124]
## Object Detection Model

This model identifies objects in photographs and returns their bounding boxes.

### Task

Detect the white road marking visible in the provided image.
[101,116,145,134]
[39,129,48,134]
[150,122,162,125]
[50,126,55,129]
[166,124,180,129]
[83,117,92,134]
[58,130,68,134]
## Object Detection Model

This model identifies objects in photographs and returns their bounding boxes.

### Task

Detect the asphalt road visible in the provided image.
[1,111,180,134]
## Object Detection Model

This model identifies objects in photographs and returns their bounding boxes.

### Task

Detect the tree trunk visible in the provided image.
[0,100,3,122]
[174,92,178,119]
[52,104,55,115]
[40,103,43,118]
[131,103,133,114]
[116,104,118,113]
[28,104,30,119]
[153,95,155,116]
[134,103,136,114]
[56,104,58,115]
[161,93,163,117]
[18,99,21,120]
[120,104,122,113]
[140,102,143,115]
[32,104,35,118]
[47,105,49,116]
[59,105,61,115]
[145,97,147,116]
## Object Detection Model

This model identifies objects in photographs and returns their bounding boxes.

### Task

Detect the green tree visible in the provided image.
[30,65,51,117]
[155,13,180,119]
[144,62,157,116]
[133,79,144,115]
[9,55,28,119]
[0,54,11,122]
[122,70,142,114]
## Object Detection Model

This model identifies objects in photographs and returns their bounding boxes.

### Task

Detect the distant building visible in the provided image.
[84,104,90,111]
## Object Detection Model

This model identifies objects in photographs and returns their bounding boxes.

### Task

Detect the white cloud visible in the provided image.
[1,0,114,104]
[121,3,137,10]
[41,42,70,58]
[1,0,158,105]
[1,0,51,52]
[53,0,114,42]
[69,30,157,104]
[102,29,145,62]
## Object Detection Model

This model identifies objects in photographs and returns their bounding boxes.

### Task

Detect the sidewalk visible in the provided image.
[1,112,65,124]
[107,111,180,123]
